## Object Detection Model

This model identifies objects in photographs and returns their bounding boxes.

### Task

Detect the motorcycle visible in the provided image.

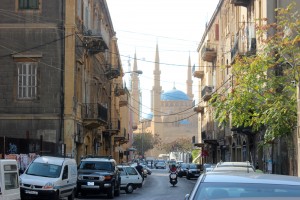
[169,171,178,186]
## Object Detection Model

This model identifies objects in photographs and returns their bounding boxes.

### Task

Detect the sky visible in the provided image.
[106,0,220,116]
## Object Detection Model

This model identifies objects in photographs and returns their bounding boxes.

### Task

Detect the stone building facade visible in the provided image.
[0,0,131,163]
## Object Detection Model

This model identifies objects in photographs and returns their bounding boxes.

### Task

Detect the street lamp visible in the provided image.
[123,70,143,75]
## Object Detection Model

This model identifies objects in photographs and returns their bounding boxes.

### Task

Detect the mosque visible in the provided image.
[131,44,198,158]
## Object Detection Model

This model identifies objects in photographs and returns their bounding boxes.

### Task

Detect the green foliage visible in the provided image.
[191,149,200,163]
[160,137,194,153]
[132,132,161,156]
[210,3,299,143]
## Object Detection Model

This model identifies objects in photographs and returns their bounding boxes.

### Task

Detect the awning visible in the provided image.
[194,143,205,148]
[203,139,219,145]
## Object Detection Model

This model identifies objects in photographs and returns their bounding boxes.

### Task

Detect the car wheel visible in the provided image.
[20,194,28,200]
[107,185,115,199]
[68,189,75,200]
[54,191,60,200]
[114,183,120,197]
[187,174,191,180]
[125,184,134,194]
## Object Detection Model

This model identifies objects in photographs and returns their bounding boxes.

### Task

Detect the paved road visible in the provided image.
[75,168,198,200]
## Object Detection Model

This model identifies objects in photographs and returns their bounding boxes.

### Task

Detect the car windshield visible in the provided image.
[79,161,113,171]
[189,164,201,169]
[181,163,189,168]
[193,183,300,199]
[26,162,62,178]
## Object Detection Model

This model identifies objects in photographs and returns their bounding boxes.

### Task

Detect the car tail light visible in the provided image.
[104,175,112,180]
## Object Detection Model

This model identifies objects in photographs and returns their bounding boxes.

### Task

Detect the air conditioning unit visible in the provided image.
[75,124,83,144]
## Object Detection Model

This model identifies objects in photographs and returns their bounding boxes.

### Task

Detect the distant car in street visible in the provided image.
[178,163,189,177]
[185,172,300,199]
[186,163,202,179]
[156,161,166,169]
[117,165,143,194]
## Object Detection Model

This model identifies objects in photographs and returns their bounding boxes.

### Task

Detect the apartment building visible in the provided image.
[0,0,132,163]
[194,0,300,174]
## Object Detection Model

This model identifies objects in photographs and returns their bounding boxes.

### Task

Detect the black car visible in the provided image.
[186,163,202,179]
[76,156,121,199]
[178,163,189,177]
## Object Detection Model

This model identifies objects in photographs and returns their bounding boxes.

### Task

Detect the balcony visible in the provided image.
[231,34,257,61]
[114,130,128,145]
[106,119,121,135]
[194,105,204,114]
[82,23,110,54]
[82,103,108,129]
[201,86,214,101]
[231,0,249,7]
[105,67,121,80]
[193,70,204,79]
[201,42,217,62]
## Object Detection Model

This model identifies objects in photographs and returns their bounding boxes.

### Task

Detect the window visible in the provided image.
[62,166,68,180]
[4,172,19,190]
[17,62,37,99]
[19,0,39,9]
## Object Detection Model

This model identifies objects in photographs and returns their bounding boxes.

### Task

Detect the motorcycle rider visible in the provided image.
[169,164,177,173]
[169,164,178,185]
[135,162,144,181]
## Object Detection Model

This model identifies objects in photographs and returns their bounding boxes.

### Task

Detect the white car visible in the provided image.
[117,165,143,194]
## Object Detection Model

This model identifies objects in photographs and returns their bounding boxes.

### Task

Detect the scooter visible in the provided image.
[169,171,178,186]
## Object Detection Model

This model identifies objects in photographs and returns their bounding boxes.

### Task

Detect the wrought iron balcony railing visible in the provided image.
[82,103,108,129]
[201,86,214,101]
[201,42,217,62]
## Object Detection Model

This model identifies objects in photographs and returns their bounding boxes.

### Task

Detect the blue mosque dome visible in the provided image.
[161,87,190,101]
[143,112,153,120]
[179,119,190,125]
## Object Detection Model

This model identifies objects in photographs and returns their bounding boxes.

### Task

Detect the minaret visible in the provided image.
[131,52,140,128]
[151,44,162,135]
[186,55,194,100]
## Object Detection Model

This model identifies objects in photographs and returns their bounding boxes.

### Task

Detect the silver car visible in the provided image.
[211,161,256,173]
[185,172,300,199]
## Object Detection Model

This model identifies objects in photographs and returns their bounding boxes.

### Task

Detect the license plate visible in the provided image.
[170,174,177,178]
[87,182,94,186]
[25,190,38,195]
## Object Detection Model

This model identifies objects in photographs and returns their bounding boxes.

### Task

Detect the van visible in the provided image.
[0,159,20,200]
[20,156,77,200]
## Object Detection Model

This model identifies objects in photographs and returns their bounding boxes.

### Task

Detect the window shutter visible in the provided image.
[215,24,219,41]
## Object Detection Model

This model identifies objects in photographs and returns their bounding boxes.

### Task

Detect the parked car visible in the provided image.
[20,156,77,200]
[203,163,216,173]
[177,163,189,177]
[155,161,166,169]
[213,161,255,172]
[0,159,20,200]
[185,172,300,199]
[186,163,202,179]
[76,156,121,199]
[117,165,143,194]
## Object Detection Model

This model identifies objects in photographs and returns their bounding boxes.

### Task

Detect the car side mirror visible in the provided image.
[185,194,190,200]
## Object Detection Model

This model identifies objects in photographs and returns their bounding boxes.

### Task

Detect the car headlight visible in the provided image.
[78,175,83,180]
[43,182,54,189]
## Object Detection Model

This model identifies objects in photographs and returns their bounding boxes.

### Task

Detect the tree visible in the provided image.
[211,3,300,144]
[161,137,194,153]
[132,132,161,156]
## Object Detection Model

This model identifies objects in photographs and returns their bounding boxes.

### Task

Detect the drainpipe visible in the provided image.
[59,0,65,146]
